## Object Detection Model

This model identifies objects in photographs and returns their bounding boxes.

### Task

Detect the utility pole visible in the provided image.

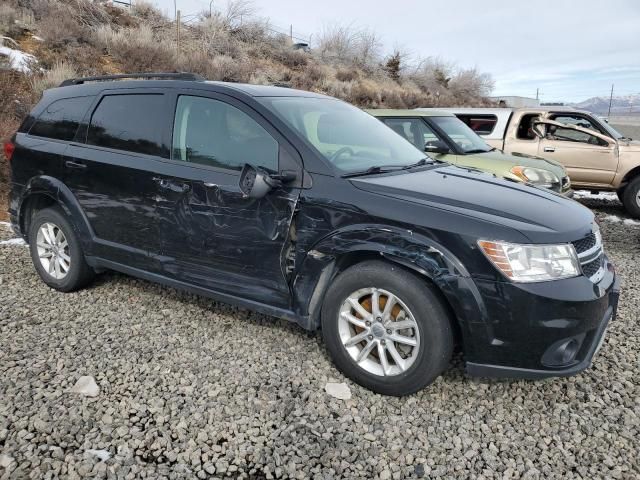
[209,0,213,17]
[290,24,293,42]
[176,10,181,55]
[607,84,614,119]
[536,88,539,100]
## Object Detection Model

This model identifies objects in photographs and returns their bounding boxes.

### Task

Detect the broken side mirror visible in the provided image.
[239,164,298,199]
[425,140,450,154]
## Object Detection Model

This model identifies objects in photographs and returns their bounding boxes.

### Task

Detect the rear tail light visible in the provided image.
[3,141,15,161]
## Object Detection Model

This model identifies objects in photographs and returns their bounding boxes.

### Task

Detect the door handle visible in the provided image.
[65,160,87,169]
[203,182,218,188]
[543,147,556,153]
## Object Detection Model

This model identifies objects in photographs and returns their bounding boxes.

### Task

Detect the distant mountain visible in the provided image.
[572,94,640,114]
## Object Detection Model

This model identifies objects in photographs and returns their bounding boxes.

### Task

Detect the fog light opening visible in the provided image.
[541,334,586,368]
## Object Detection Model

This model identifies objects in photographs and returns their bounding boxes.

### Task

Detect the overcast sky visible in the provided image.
[153,0,640,103]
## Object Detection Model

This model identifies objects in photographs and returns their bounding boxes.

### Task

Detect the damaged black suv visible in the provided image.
[7,73,619,396]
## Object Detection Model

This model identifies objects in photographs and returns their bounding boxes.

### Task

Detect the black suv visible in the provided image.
[6,73,619,396]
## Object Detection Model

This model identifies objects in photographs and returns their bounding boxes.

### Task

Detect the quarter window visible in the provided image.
[172,96,278,172]
[87,94,167,157]
[29,96,93,141]
[455,114,498,135]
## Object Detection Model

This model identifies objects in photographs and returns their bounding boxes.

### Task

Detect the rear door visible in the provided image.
[64,90,172,270]
[155,91,302,307]
[534,118,618,187]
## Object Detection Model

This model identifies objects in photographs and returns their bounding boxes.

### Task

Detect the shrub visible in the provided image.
[29,61,77,96]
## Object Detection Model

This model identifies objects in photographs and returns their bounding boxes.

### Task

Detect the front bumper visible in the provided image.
[464,257,619,379]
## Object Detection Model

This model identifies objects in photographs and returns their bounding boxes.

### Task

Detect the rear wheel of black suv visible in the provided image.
[321,260,454,396]
[28,207,95,292]
[621,176,640,219]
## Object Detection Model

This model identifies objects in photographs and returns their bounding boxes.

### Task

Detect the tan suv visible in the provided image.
[421,107,640,217]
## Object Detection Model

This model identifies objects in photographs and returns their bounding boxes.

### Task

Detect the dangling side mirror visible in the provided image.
[531,122,545,138]
[239,164,278,199]
[424,140,450,154]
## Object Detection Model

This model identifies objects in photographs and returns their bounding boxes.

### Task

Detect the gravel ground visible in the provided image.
[1,197,639,480]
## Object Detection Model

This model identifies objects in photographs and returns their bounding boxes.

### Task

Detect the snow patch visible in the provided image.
[0,238,26,246]
[601,215,640,226]
[573,190,619,202]
[0,37,37,73]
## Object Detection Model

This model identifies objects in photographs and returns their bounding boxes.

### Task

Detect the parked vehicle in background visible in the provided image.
[6,74,619,396]
[422,107,640,217]
[368,109,572,196]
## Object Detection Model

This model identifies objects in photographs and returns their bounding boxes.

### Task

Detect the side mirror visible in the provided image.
[239,164,278,199]
[239,164,297,198]
[424,140,450,154]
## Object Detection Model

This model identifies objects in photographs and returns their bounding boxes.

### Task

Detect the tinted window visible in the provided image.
[430,116,492,153]
[172,96,278,171]
[546,125,608,146]
[456,114,497,135]
[87,94,167,157]
[29,96,93,141]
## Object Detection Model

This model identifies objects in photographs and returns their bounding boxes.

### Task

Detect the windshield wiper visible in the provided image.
[342,158,433,178]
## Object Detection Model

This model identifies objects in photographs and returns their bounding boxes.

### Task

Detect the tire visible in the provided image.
[321,260,454,396]
[28,206,95,292]
[616,187,625,204]
[621,176,640,219]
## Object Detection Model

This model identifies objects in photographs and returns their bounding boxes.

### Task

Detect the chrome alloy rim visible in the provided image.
[338,287,420,377]
[36,222,70,280]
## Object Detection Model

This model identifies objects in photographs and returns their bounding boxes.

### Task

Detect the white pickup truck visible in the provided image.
[419,107,640,217]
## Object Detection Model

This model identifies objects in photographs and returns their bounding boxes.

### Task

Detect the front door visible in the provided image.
[64,91,172,271]
[535,119,618,187]
[155,92,301,307]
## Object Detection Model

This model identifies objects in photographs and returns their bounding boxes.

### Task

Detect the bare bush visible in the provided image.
[29,61,77,96]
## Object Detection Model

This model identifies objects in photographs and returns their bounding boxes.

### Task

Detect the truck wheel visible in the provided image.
[621,177,640,219]
[28,207,95,292]
[321,260,454,396]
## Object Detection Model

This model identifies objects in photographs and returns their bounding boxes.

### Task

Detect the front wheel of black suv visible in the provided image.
[621,176,640,219]
[321,260,454,396]
[28,207,95,292]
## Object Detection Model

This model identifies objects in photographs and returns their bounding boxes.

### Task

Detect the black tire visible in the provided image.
[321,260,454,396]
[616,187,625,204]
[28,206,95,292]
[621,176,640,219]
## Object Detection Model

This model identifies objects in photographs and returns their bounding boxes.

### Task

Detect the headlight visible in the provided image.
[478,240,580,282]
[510,166,559,188]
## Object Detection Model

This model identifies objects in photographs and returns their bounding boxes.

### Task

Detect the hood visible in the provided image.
[619,139,640,152]
[350,164,593,243]
[470,150,567,177]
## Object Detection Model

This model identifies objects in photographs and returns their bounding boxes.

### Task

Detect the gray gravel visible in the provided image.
[1,198,639,479]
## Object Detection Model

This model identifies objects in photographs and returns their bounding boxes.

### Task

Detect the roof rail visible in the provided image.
[59,72,205,87]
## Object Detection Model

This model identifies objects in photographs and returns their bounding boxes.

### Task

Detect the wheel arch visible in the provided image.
[292,225,488,352]
[18,176,94,250]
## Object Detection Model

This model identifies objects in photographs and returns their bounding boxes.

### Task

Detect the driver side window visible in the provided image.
[172,95,279,172]
[546,125,607,146]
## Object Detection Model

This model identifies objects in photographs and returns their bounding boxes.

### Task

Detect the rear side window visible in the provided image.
[29,96,93,141]
[87,94,167,157]
[455,114,497,135]
[172,95,278,171]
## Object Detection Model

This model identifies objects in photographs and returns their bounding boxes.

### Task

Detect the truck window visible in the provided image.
[455,114,497,135]
[516,114,540,140]
[549,114,601,132]
[381,118,441,150]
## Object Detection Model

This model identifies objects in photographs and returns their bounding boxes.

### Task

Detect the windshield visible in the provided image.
[430,116,493,154]
[258,97,426,173]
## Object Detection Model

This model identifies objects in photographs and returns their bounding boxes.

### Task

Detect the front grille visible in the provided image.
[572,232,596,254]
[581,257,603,278]
[572,229,604,282]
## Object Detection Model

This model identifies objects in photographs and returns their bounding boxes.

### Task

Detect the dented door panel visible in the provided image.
[155,163,299,307]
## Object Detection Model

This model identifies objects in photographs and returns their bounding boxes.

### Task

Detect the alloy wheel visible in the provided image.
[338,287,420,377]
[36,222,71,280]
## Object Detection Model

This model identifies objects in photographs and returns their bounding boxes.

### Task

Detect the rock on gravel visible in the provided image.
[325,382,352,400]
[69,376,100,397]
[0,197,639,479]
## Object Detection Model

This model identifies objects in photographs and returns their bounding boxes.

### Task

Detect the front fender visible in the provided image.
[18,175,94,251]
[291,224,491,353]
